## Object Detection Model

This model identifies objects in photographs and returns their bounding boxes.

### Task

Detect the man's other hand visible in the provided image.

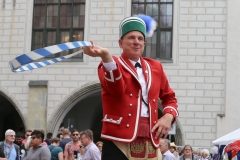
[151,113,174,139]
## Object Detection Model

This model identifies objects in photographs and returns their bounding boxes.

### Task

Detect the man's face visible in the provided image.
[15,137,24,145]
[184,146,192,157]
[30,135,42,148]
[159,140,168,154]
[119,31,146,61]
[6,132,15,143]
[71,131,80,142]
[80,134,90,147]
[25,132,31,139]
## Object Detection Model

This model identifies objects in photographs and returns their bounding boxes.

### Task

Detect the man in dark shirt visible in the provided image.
[59,129,72,151]
[23,130,51,160]
[15,132,26,156]
[44,132,53,146]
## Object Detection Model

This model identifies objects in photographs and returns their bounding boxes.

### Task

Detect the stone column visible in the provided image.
[27,81,48,131]
[216,0,240,138]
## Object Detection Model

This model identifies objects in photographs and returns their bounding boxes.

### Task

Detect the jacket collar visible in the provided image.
[120,53,149,84]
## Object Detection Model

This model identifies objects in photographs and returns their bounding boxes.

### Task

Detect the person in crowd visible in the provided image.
[20,136,32,159]
[160,139,176,160]
[179,145,199,160]
[57,133,63,141]
[48,137,63,160]
[170,142,179,159]
[59,129,72,151]
[0,129,20,160]
[39,130,48,146]
[80,130,101,160]
[210,145,218,160]
[83,14,178,160]
[45,133,53,146]
[201,149,211,160]
[95,141,103,154]
[193,149,201,157]
[15,132,26,158]
[178,148,184,157]
[78,144,85,160]
[22,130,32,145]
[15,132,24,147]
[22,130,51,160]
[64,129,81,160]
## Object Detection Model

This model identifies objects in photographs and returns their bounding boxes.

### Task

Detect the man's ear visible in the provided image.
[118,38,123,48]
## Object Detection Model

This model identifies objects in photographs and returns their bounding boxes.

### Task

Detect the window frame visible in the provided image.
[32,0,85,62]
[131,0,174,63]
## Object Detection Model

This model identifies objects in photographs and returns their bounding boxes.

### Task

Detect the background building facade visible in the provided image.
[0,0,240,148]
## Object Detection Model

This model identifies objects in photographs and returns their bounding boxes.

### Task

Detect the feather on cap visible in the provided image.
[136,14,157,37]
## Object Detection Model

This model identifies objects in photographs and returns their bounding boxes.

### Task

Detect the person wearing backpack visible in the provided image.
[64,130,81,160]
[48,137,63,160]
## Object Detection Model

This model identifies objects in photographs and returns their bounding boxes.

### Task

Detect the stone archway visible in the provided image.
[47,81,102,136]
[0,87,27,140]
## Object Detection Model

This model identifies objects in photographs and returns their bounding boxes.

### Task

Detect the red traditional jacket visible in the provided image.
[98,54,178,148]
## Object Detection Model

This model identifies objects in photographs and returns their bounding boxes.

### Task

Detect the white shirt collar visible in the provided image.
[129,59,141,67]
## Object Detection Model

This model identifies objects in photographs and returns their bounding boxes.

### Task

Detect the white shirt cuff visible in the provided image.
[103,61,117,71]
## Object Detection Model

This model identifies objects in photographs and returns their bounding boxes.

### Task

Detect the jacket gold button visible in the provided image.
[154,110,157,113]
[129,104,132,107]
[128,114,131,117]
[130,94,133,97]
[126,124,129,127]
[153,99,156,102]
[154,121,156,124]
[104,72,107,75]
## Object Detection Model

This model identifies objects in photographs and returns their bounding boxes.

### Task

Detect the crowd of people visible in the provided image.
[0,128,215,160]
[0,128,102,160]
[160,139,213,160]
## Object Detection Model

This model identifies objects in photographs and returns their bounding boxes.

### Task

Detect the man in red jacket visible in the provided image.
[83,15,178,160]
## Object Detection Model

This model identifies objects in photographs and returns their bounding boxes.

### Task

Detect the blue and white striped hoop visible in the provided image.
[9,41,92,72]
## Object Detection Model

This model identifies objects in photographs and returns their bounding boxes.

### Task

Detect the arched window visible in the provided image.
[132,0,173,62]
[32,0,85,60]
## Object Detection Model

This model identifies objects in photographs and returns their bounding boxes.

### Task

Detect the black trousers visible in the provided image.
[101,140,128,160]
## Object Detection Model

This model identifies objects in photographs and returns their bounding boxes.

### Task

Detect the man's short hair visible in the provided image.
[16,132,25,139]
[161,139,170,149]
[62,128,70,135]
[5,129,15,137]
[80,129,93,140]
[25,129,32,134]
[31,130,44,142]
[71,129,79,134]
[46,132,53,139]
[51,137,60,143]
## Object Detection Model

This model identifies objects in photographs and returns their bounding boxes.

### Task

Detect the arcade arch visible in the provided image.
[0,87,27,140]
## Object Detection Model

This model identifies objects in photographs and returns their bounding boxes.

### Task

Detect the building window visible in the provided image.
[32,0,85,60]
[132,0,173,62]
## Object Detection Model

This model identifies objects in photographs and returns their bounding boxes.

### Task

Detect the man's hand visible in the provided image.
[151,113,174,139]
[0,158,7,160]
[83,40,113,63]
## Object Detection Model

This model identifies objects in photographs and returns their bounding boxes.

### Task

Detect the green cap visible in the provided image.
[119,16,146,38]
